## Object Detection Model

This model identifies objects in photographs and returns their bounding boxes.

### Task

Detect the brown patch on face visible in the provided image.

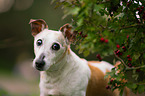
[86,63,119,96]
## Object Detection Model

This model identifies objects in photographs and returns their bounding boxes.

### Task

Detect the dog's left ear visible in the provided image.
[60,24,77,44]
[29,19,48,36]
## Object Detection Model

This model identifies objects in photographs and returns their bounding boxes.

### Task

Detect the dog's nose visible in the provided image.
[35,60,45,71]
[35,54,45,71]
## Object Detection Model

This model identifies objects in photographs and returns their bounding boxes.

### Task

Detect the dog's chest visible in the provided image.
[39,72,62,95]
[39,76,85,96]
[39,62,90,96]
[39,81,60,96]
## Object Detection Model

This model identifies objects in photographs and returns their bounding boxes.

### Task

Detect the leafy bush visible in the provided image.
[52,0,145,95]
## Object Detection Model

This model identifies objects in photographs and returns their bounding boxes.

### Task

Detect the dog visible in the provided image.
[29,19,130,96]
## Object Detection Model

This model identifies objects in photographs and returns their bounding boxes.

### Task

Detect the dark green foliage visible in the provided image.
[52,0,145,94]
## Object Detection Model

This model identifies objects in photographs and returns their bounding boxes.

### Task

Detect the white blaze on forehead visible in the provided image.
[34,29,64,42]
[34,29,66,48]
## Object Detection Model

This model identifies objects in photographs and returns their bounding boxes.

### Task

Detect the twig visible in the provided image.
[114,53,128,68]
[126,65,145,70]
[119,24,143,30]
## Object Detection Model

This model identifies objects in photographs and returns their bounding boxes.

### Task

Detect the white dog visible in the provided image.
[29,19,129,96]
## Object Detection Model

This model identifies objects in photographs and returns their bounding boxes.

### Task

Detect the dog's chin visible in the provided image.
[35,67,45,71]
[35,65,50,71]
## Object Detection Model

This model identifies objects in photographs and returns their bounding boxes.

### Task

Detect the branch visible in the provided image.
[119,24,143,30]
[126,65,145,70]
[114,53,128,68]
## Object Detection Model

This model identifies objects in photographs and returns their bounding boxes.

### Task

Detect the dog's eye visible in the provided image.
[37,39,42,46]
[52,43,60,50]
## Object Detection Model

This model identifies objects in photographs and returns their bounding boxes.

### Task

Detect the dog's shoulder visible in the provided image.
[88,61,114,74]
[86,61,117,96]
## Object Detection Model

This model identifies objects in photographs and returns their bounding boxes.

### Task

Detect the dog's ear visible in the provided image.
[60,24,77,44]
[29,19,48,36]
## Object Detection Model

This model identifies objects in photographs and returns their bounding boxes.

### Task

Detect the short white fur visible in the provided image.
[33,29,91,96]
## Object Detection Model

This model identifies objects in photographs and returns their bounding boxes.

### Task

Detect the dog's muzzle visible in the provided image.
[35,54,45,71]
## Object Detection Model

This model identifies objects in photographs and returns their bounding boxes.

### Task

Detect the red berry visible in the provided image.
[82,34,88,38]
[100,38,105,42]
[106,85,111,89]
[137,7,140,11]
[98,57,102,61]
[128,63,132,67]
[127,55,130,58]
[122,46,126,51]
[96,54,102,61]
[79,32,83,35]
[96,54,101,58]
[110,79,114,84]
[116,44,120,49]
[122,46,125,49]
[115,50,122,56]
[139,9,143,14]
[84,34,88,37]
[127,2,130,7]
[136,69,141,72]
[141,6,144,9]
[114,50,118,54]
[143,14,145,19]
[128,58,132,61]
[116,50,120,54]
[114,50,117,54]
[104,39,108,43]
[97,56,102,61]
[127,35,129,39]
[119,52,123,56]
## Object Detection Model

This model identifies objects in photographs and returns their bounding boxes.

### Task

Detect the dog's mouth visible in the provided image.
[35,66,44,71]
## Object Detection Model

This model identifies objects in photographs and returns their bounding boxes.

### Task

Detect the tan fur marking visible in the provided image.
[86,63,119,96]
[67,47,70,55]
[88,61,101,64]
[123,87,130,96]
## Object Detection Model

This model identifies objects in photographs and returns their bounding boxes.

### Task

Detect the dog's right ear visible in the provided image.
[60,24,77,44]
[29,19,48,36]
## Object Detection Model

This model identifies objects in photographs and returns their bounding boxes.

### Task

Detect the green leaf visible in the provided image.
[94,4,104,12]
[77,17,84,26]
[83,50,90,57]
[133,53,141,60]
[127,83,137,89]
[138,85,145,94]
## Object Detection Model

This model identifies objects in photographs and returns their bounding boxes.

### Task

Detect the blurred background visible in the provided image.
[0,0,71,95]
[0,0,144,96]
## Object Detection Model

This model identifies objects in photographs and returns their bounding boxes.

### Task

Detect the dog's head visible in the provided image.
[29,19,77,71]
